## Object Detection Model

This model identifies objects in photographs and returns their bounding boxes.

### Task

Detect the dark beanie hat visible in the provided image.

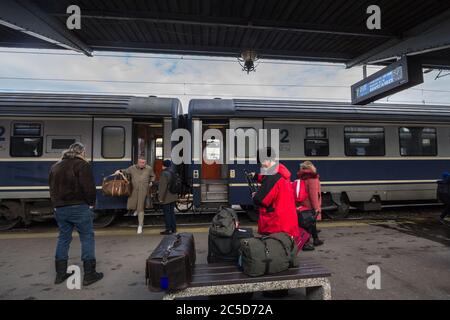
[163,159,172,168]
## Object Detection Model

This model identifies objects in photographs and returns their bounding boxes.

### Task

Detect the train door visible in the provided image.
[200,123,228,203]
[228,119,263,206]
[92,118,133,210]
[132,118,172,181]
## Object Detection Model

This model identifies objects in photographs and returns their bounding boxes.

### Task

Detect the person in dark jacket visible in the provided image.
[252,148,300,245]
[49,142,103,286]
[159,159,178,235]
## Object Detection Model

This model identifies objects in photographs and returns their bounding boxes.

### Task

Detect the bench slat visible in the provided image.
[193,262,323,276]
[189,262,331,288]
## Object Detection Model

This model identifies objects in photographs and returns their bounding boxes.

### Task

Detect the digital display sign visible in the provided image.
[351,56,424,105]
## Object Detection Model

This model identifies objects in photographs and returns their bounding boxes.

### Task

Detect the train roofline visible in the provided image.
[188,98,450,122]
[0,92,182,118]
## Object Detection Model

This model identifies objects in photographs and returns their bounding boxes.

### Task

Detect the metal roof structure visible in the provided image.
[1,0,450,69]
[0,92,182,117]
[188,98,450,122]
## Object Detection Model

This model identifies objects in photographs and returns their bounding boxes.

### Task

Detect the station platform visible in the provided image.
[0,215,449,300]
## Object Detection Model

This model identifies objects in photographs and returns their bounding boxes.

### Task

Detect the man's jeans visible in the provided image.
[54,204,95,261]
[162,202,176,232]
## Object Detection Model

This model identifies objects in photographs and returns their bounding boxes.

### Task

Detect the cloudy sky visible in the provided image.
[0,47,449,110]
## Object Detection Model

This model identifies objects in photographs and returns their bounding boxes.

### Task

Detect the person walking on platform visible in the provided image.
[251,148,301,247]
[115,157,155,234]
[158,159,179,235]
[294,161,324,249]
[49,142,103,286]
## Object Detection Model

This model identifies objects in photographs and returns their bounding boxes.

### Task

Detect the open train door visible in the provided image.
[200,123,228,205]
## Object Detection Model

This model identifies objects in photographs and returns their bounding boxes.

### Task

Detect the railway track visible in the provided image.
[0,203,444,232]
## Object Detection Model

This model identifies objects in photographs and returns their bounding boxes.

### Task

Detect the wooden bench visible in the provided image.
[163,257,331,300]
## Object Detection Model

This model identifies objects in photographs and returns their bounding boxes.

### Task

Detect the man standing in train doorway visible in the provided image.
[115,157,155,234]
[49,142,103,286]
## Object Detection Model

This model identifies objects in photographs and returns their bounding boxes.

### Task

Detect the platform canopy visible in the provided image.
[1,0,450,69]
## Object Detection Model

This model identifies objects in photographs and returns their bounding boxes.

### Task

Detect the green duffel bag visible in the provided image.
[240,232,299,277]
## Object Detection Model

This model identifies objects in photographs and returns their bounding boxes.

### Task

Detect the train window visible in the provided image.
[13,123,41,136]
[344,127,385,156]
[46,135,81,153]
[155,138,163,160]
[10,137,43,157]
[305,128,329,156]
[206,138,221,161]
[10,123,43,157]
[52,139,76,150]
[399,127,437,156]
[102,126,125,158]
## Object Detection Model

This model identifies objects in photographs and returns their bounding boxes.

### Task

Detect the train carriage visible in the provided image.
[187,99,450,216]
[0,93,182,230]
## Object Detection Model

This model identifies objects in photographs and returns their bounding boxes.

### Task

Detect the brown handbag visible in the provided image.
[102,173,132,197]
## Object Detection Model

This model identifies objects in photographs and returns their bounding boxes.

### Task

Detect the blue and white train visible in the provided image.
[0,93,182,230]
[1,94,448,230]
[187,99,450,216]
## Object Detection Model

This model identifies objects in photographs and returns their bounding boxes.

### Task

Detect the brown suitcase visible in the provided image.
[145,233,196,292]
[102,173,132,197]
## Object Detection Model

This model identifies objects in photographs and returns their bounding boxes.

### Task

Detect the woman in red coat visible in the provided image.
[252,149,300,246]
[294,161,324,247]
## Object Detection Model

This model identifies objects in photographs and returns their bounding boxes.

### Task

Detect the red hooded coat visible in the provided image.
[253,163,300,238]
[296,168,322,221]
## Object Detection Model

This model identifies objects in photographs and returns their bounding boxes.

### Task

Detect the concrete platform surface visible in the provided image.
[0,217,449,300]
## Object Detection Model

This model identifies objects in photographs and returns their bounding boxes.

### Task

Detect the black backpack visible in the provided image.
[208,208,254,263]
[208,227,254,263]
[168,170,182,194]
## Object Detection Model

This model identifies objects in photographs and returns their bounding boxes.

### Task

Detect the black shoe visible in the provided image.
[160,230,173,235]
[313,239,324,246]
[83,260,104,286]
[54,260,73,285]
[317,229,322,234]
[302,243,315,251]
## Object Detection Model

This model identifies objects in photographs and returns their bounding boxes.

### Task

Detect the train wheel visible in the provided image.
[176,189,194,213]
[93,211,116,229]
[0,201,22,231]
[333,196,351,219]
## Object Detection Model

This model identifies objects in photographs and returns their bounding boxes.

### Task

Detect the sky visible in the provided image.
[0,47,449,111]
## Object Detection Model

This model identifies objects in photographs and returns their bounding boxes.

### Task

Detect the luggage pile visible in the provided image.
[146,207,301,292]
